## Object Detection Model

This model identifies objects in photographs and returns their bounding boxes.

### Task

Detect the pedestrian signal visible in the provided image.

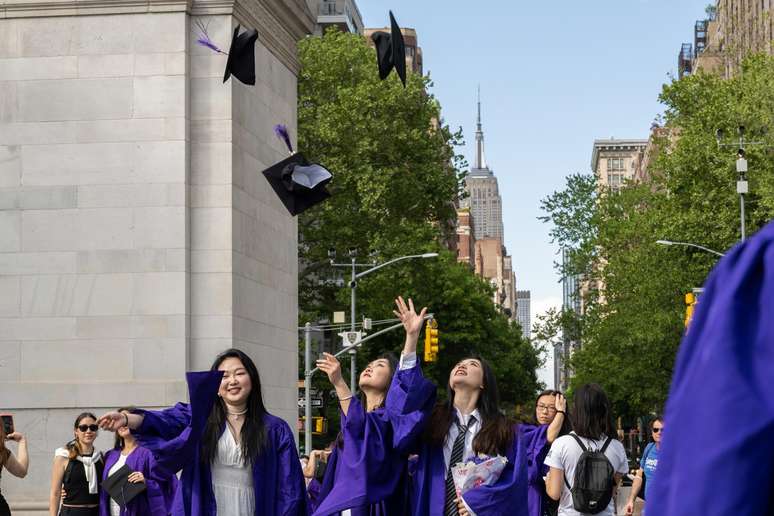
[424,319,439,362]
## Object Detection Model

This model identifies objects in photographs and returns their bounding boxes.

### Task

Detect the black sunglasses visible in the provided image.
[652,427,663,433]
[78,424,98,432]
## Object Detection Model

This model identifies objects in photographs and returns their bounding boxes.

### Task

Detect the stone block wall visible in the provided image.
[0,0,314,510]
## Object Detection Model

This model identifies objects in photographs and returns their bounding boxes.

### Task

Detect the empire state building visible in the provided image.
[464,92,504,241]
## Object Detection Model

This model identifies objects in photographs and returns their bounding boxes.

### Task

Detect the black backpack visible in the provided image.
[564,433,615,514]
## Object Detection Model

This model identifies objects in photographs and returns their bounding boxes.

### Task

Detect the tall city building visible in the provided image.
[591,139,649,191]
[679,0,773,79]
[557,249,582,392]
[516,290,531,339]
[307,0,364,35]
[455,208,476,268]
[0,1,314,510]
[464,91,504,241]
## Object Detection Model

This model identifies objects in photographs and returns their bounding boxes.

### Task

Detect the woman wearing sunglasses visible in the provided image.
[624,417,663,515]
[50,413,104,516]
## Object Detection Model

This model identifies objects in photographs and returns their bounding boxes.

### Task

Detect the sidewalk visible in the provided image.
[615,486,645,516]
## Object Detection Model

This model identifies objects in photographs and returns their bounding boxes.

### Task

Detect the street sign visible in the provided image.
[333,311,346,323]
[339,331,362,347]
[298,397,323,408]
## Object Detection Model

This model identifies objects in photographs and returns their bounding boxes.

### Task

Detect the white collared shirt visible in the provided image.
[443,408,482,470]
[398,352,417,370]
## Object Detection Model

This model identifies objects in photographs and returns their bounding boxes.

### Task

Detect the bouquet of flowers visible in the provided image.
[451,453,508,496]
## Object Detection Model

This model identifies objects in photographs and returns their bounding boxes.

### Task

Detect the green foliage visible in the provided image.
[539,55,774,422]
[296,29,542,444]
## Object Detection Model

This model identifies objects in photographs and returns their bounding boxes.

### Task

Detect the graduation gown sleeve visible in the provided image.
[518,424,549,516]
[312,364,435,516]
[132,371,223,478]
[648,222,774,516]
[461,424,528,516]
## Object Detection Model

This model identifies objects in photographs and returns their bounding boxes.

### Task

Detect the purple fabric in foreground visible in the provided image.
[99,446,177,516]
[518,423,549,516]
[648,220,774,515]
[134,371,309,516]
[312,364,436,516]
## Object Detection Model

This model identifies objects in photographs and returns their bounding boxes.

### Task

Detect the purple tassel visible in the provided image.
[274,124,293,154]
[195,19,226,55]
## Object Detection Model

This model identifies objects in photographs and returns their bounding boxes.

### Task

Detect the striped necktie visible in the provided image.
[444,415,476,516]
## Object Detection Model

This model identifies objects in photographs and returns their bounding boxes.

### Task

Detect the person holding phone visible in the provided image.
[50,413,104,516]
[0,417,29,516]
[100,407,178,516]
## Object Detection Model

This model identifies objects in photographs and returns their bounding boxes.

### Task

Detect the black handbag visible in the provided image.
[103,465,147,509]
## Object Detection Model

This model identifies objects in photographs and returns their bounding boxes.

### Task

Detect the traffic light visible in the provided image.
[684,292,697,328]
[424,319,439,362]
[299,417,328,435]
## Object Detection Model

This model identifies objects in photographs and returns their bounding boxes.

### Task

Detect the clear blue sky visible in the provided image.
[359,0,710,384]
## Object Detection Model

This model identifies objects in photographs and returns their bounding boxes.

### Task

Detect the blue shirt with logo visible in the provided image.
[641,442,659,501]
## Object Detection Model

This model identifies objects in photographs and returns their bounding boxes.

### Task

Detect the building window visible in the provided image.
[608,174,623,187]
[607,158,624,171]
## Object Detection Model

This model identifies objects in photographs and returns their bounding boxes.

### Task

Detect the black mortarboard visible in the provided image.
[371,11,407,87]
[223,25,259,85]
[103,465,146,509]
[262,153,333,216]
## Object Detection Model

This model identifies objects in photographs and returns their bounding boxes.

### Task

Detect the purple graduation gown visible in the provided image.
[311,364,436,516]
[409,423,529,516]
[134,371,309,516]
[518,424,549,516]
[99,446,178,516]
[648,221,774,515]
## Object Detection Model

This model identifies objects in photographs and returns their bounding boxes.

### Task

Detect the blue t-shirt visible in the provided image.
[641,442,659,501]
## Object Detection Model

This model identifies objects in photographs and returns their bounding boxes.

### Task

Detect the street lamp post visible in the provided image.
[330,251,439,392]
[715,126,773,242]
[655,240,725,257]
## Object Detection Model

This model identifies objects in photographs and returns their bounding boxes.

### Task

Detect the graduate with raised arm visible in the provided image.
[648,221,774,515]
[311,296,437,516]
[97,349,307,516]
[409,356,528,516]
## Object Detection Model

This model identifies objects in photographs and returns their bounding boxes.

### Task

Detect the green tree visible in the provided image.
[539,55,774,421]
[297,30,541,446]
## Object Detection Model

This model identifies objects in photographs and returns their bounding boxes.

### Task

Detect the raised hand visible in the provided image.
[393,296,427,336]
[98,411,130,431]
[555,393,566,413]
[5,432,24,442]
[316,353,345,387]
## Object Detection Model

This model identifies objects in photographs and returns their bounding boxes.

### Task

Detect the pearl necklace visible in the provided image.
[226,408,247,420]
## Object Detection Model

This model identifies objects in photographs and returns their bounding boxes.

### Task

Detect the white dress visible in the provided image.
[211,428,255,515]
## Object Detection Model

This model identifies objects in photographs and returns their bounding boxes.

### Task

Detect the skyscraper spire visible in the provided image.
[474,85,488,171]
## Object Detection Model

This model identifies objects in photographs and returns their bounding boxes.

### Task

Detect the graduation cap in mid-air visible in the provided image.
[370,11,406,87]
[261,125,333,216]
[195,20,259,85]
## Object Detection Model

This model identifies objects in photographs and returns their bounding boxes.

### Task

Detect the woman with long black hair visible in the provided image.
[310,296,436,516]
[409,356,528,516]
[97,349,307,515]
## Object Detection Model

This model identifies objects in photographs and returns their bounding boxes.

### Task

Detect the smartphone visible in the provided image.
[0,414,13,437]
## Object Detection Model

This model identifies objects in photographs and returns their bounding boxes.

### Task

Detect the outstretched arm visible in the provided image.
[3,432,28,478]
[316,353,353,416]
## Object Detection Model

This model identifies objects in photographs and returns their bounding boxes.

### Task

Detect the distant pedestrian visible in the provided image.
[624,417,662,515]
[544,384,628,516]
[1,420,29,516]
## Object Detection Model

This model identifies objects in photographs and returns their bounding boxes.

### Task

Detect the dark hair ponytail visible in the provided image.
[202,349,267,465]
